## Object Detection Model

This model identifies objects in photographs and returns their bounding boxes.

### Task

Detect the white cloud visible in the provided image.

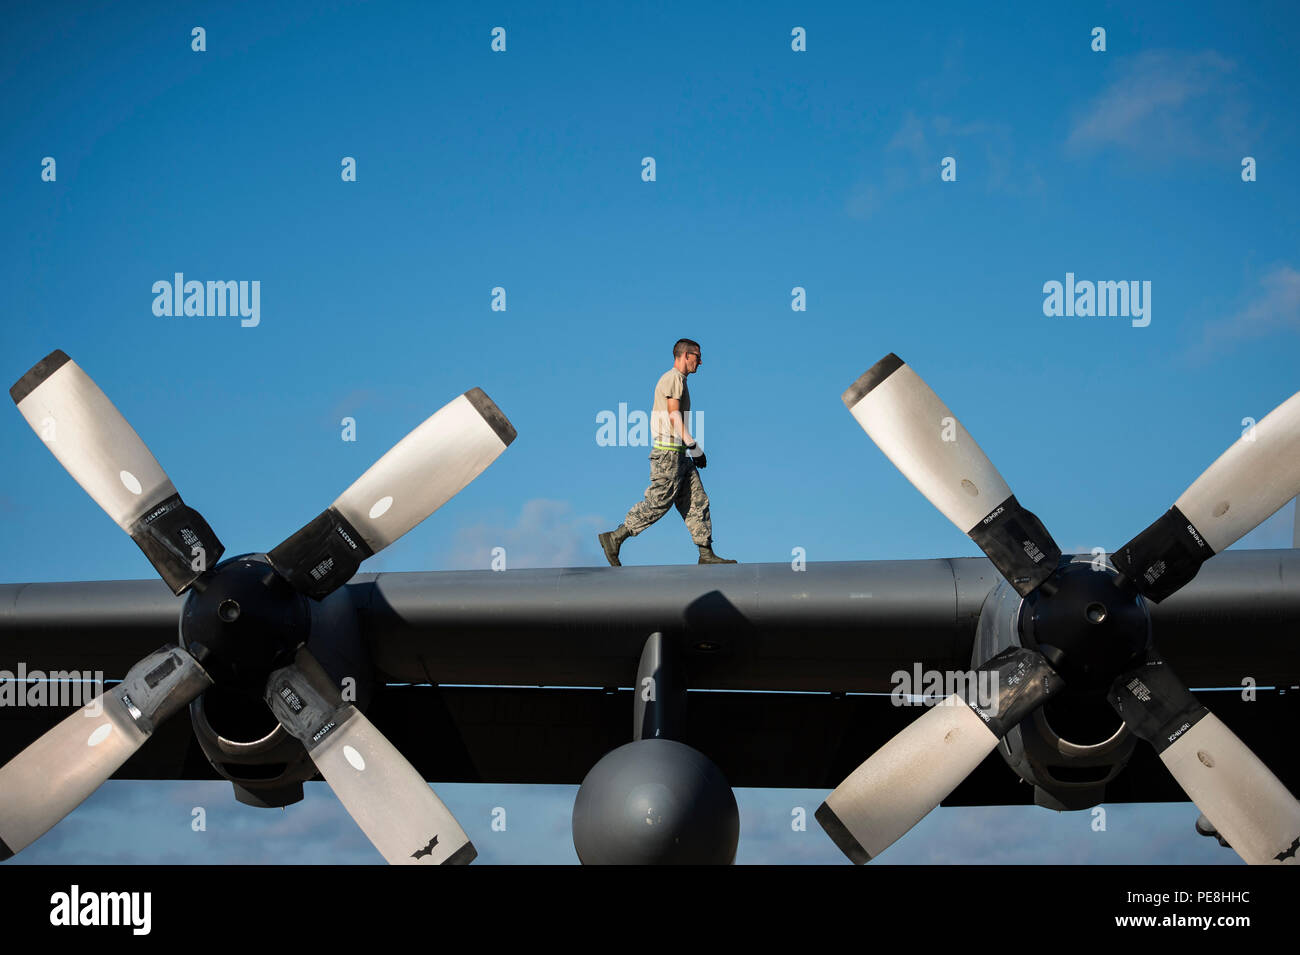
[440,498,606,570]
[1066,50,1243,157]
[845,181,880,219]
[886,111,930,160]
[846,112,1041,220]
[1187,265,1300,362]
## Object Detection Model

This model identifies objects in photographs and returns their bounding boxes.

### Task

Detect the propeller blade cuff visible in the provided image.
[127,493,225,595]
[1112,506,1214,603]
[116,645,215,734]
[267,507,374,600]
[265,650,348,747]
[1108,653,1209,752]
[966,496,1062,597]
[967,646,1063,738]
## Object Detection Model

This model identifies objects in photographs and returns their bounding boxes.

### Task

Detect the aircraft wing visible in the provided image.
[1,550,1297,805]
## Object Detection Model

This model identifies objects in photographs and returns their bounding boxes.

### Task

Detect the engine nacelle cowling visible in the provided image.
[973,556,1146,811]
[179,554,374,807]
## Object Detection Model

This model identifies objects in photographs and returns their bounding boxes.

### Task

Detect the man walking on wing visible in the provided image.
[598,339,737,566]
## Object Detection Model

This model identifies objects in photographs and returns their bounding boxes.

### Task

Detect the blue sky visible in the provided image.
[1,1,1296,864]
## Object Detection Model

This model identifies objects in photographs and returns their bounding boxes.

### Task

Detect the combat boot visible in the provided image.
[697,543,737,565]
[598,525,631,567]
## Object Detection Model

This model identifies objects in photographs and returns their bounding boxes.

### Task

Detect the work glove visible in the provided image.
[686,443,707,469]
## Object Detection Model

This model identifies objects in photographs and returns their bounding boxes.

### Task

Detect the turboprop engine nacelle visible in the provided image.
[180,554,375,807]
[973,555,1146,811]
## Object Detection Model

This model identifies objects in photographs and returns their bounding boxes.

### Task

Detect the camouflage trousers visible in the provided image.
[623,448,712,545]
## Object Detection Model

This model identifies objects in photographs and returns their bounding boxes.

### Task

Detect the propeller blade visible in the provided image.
[818,695,998,864]
[0,646,212,859]
[842,354,1061,596]
[818,647,1060,863]
[1110,654,1300,865]
[1113,390,1300,602]
[266,649,475,865]
[268,388,516,599]
[10,350,224,594]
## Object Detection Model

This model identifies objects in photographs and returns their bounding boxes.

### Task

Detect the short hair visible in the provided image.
[673,338,700,358]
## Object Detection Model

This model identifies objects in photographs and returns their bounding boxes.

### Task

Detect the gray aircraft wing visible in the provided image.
[1,551,1297,804]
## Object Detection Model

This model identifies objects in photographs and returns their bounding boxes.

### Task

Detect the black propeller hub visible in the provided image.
[1019,560,1149,692]
[181,554,310,688]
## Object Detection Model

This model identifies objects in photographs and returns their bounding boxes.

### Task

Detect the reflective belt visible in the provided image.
[653,442,685,453]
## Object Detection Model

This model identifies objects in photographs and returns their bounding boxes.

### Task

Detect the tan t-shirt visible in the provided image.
[651,368,689,445]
